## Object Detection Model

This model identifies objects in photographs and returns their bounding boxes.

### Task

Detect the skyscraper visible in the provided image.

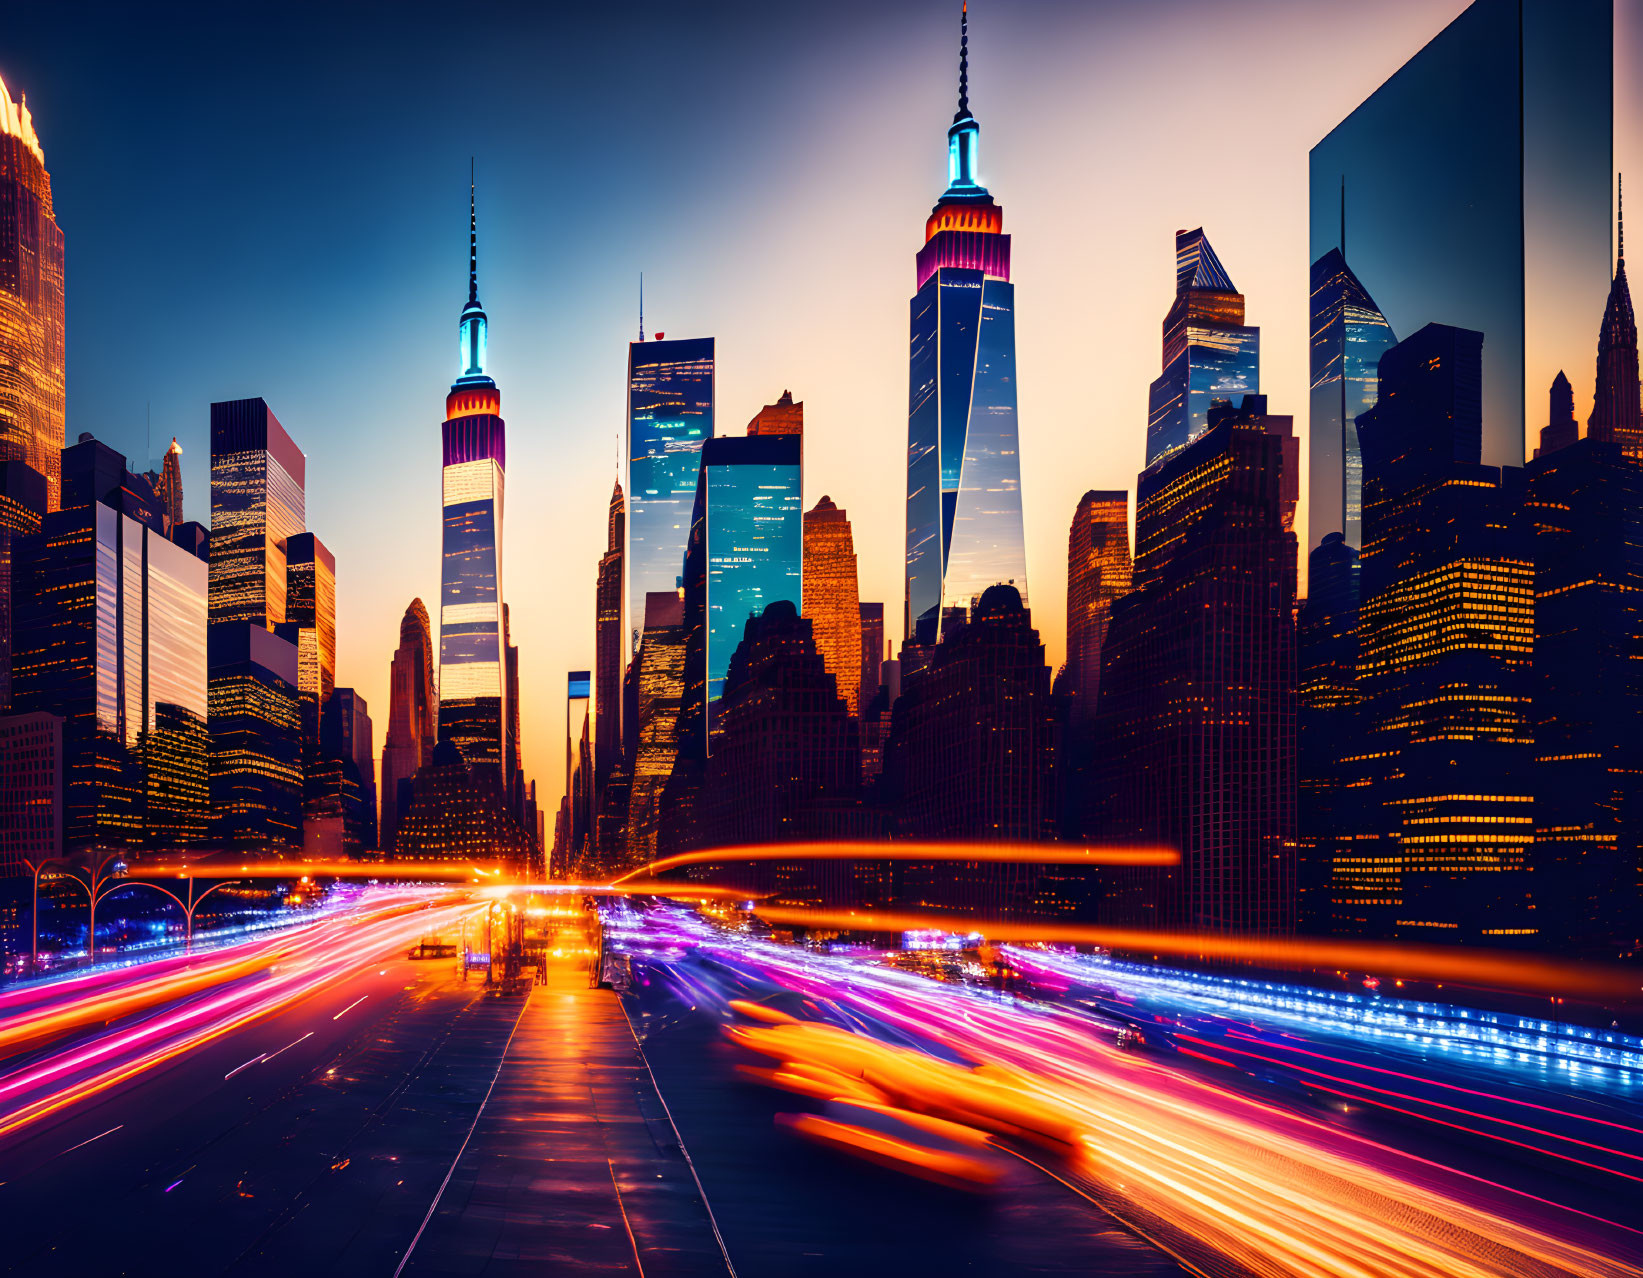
[1310,0,1613,468]
[558,670,592,874]
[626,590,687,863]
[439,177,509,780]
[904,4,1027,645]
[1062,490,1131,727]
[859,602,884,702]
[684,432,803,750]
[1145,230,1261,467]
[209,398,305,631]
[1537,371,1579,457]
[1097,396,1299,934]
[0,78,65,514]
[1308,249,1396,549]
[1588,190,1640,456]
[802,496,861,716]
[1352,324,1536,944]
[381,597,436,851]
[628,335,715,655]
[282,532,335,742]
[595,479,625,785]
[155,438,184,533]
[16,436,210,850]
[0,460,46,713]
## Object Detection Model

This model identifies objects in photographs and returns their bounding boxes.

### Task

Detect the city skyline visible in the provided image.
[2,0,1640,804]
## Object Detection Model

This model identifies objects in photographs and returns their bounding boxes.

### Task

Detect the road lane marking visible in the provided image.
[263,1031,313,1062]
[332,995,368,1021]
[224,1053,268,1080]
[59,1124,123,1156]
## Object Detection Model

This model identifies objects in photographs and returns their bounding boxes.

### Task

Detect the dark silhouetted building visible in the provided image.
[0,79,65,513]
[0,461,46,712]
[1536,371,1579,457]
[1526,433,1643,960]
[324,687,376,852]
[1588,193,1640,456]
[1098,396,1299,934]
[628,335,715,656]
[595,480,624,786]
[1308,249,1396,549]
[905,6,1027,646]
[1146,230,1261,467]
[803,496,861,716]
[1311,0,1613,467]
[859,603,884,704]
[1352,324,1536,944]
[0,710,61,876]
[381,598,436,851]
[884,585,1058,915]
[394,736,530,871]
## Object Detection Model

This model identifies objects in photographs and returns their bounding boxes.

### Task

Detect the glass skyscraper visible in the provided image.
[209,397,305,630]
[1145,229,1261,467]
[439,179,509,779]
[1309,249,1397,549]
[1309,0,1612,473]
[904,5,1026,645]
[696,434,802,745]
[628,335,715,655]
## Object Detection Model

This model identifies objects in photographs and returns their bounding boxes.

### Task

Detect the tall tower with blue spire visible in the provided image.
[904,0,1027,647]
[438,164,511,787]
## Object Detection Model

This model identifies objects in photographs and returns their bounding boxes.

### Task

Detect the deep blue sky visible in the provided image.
[4,0,1636,803]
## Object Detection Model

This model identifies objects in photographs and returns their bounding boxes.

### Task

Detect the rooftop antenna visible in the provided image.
[958,0,969,118]
[468,157,478,305]
[1619,172,1625,267]
[639,272,645,342]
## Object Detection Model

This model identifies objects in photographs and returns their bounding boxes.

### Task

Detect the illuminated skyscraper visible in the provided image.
[381,597,436,851]
[0,78,65,514]
[16,436,209,850]
[905,5,1027,645]
[595,479,624,785]
[1588,191,1640,456]
[628,335,715,654]
[209,398,305,630]
[802,496,861,716]
[1353,324,1536,944]
[283,532,335,742]
[1062,490,1130,727]
[1308,249,1396,549]
[155,438,184,533]
[683,432,803,751]
[1145,230,1261,467]
[1311,0,1613,468]
[1097,396,1299,934]
[557,670,591,874]
[208,622,302,851]
[626,590,687,862]
[439,177,509,780]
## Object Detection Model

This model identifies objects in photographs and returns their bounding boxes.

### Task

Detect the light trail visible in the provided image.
[608,905,1643,1278]
[608,840,1178,886]
[747,903,1643,1004]
[0,893,484,1143]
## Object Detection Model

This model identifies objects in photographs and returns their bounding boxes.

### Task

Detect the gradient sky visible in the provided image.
[3,0,1639,808]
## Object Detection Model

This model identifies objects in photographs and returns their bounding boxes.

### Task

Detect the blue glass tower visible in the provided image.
[439,173,509,780]
[904,3,1027,646]
[628,335,715,656]
[1145,230,1261,467]
[1309,248,1397,549]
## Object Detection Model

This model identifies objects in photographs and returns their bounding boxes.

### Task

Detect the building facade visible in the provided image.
[1062,490,1130,728]
[627,335,715,655]
[282,532,335,743]
[595,480,624,786]
[1310,0,1613,469]
[0,79,65,514]
[1308,249,1396,549]
[1097,397,1299,934]
[1145,229,1261,467]
[0,460,46,712]
[439,180,509,780]
[802,496,861,717]
[1587,193,1640,455]
[0,710,61,876]
[381,598,436,851]
[904,6,1027,645]
[208,398,304,631]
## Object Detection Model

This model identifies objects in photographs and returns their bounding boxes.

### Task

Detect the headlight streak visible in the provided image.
[610,904,1643,1278]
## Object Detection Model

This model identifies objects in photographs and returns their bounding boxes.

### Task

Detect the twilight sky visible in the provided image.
[3,0,1639,807]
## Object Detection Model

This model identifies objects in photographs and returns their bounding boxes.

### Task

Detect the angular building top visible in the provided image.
[1588,185,1640,455]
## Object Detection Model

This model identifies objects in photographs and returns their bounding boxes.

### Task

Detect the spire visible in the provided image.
[638,272,645,342]
[1619,173,1625,269]
[957,1,970,121]
[468,157,478,307]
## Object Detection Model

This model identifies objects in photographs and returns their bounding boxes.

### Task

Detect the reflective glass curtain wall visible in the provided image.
[628,337,715,655]
[1309,0,1612,481]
